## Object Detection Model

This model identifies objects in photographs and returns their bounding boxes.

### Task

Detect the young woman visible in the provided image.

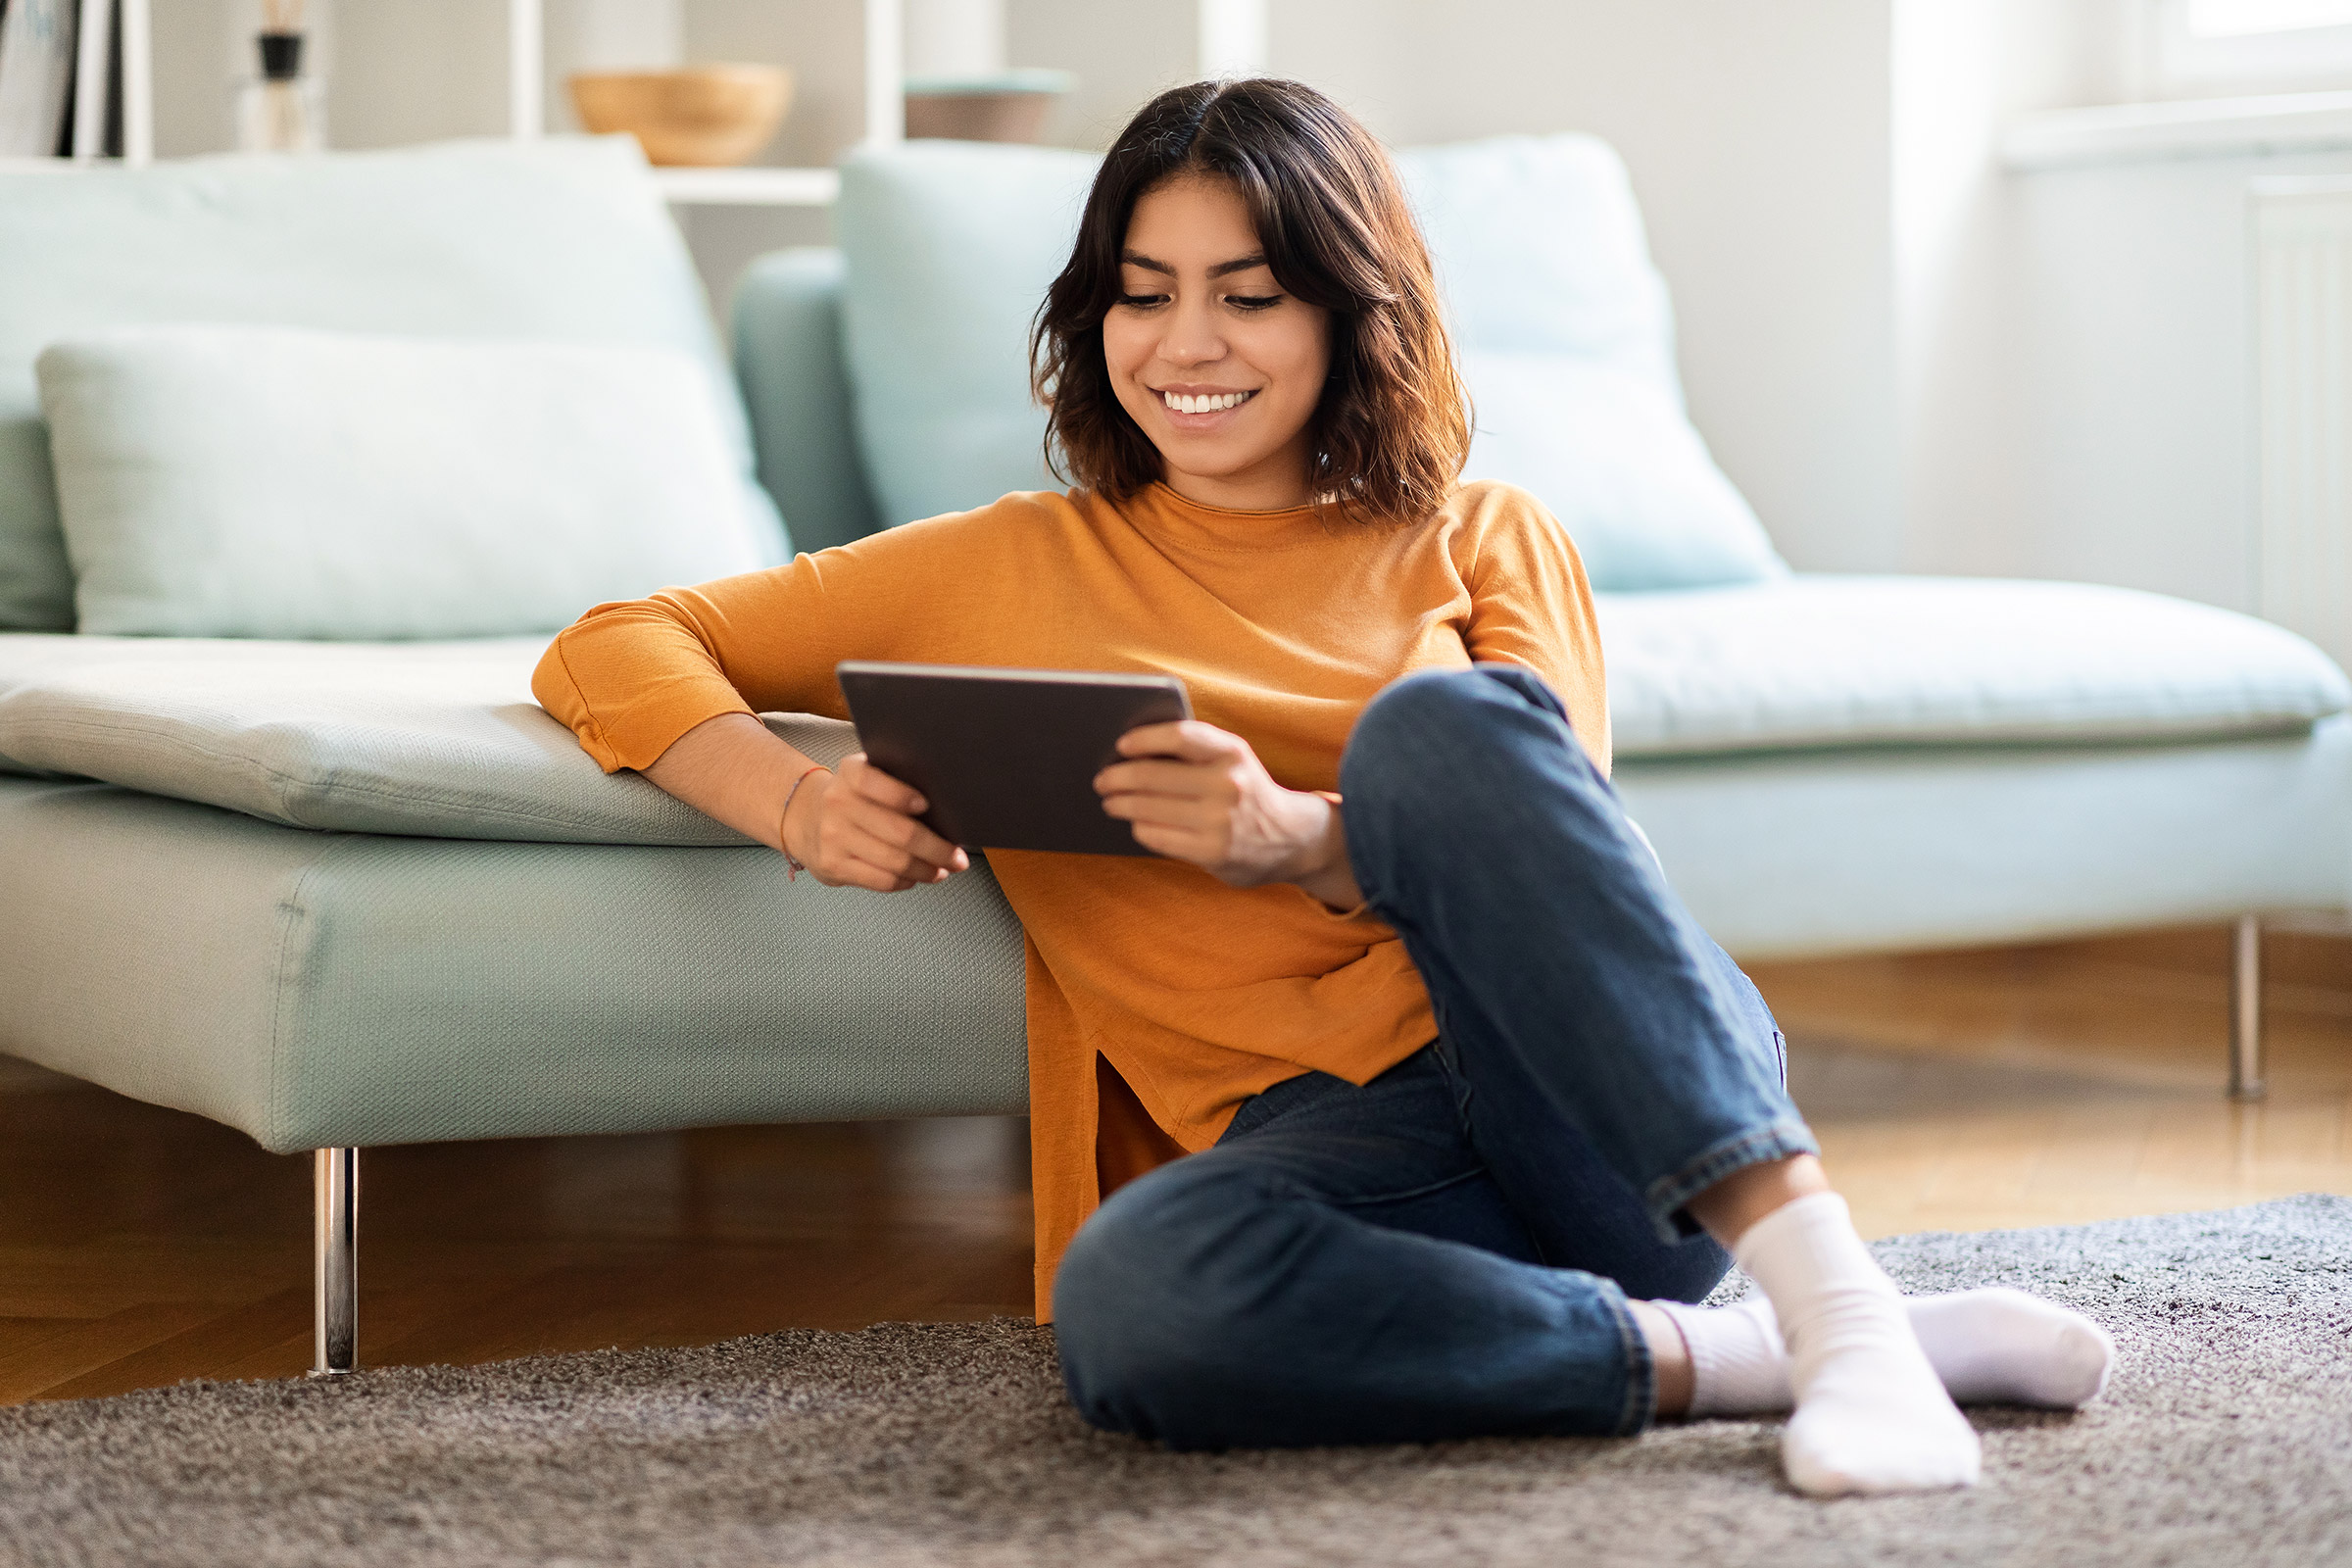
[535,78,2112,1495]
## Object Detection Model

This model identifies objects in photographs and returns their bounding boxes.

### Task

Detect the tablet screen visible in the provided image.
[837,662,1193,857]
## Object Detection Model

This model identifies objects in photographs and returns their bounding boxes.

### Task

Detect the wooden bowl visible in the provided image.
[568,66,793,168]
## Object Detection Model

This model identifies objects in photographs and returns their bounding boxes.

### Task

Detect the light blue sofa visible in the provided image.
[2,136,2344,1376]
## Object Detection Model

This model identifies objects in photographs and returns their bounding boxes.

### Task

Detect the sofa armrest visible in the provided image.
[731,247,883,555]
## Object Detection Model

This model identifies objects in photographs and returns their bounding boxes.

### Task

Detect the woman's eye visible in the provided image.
[1226,294,1283,312]
[1118,292,1168,310]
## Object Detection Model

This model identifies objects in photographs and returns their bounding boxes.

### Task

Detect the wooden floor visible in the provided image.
[1757,926,2352,1239]
[4,922,2347,1406]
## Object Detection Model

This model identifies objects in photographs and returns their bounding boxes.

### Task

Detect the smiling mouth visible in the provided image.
[1158,388,1256,415]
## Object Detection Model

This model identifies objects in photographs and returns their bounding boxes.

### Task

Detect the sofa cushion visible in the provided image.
[0,633,848,845]
[1397,136,1787,591]
[832,133,1785,591]
[0,136,784,632]
[1617,714,2352,958]
[38,325,773,640]
[1600,576,2351,756]
[834,140,1097,529]
[1,577,2341,847]
[731,247,885,554]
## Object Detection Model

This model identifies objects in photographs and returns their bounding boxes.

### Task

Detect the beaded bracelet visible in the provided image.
[778,763,831,881]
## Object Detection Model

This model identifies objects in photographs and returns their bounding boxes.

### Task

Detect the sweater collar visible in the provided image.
[1125,482,1334,551]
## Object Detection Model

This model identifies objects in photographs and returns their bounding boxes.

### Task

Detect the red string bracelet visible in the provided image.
[778,763,830,880]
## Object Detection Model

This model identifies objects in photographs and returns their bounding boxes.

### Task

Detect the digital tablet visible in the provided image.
[836,662,1194,857]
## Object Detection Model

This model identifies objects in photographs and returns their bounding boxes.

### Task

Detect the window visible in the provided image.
[2138,0,2352,94]
[2185,0,2352,34]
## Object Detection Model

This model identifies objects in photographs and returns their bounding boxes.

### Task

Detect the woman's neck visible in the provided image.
[1160,441,1314,512]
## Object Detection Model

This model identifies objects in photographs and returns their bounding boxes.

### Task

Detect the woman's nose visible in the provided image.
[1158,297,1224,366]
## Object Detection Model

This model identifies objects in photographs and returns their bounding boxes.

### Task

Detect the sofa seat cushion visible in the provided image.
[0,633,838,846]
[1617,717,2352,957]
[1600,576,2351,757]
[1,575,2341,847]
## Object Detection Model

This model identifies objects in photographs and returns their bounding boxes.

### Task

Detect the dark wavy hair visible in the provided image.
[1029,78,1471,524]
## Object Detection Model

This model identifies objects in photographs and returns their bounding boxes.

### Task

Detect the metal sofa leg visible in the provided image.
[2230,915,2267,1102]
[311,1147,359,1377]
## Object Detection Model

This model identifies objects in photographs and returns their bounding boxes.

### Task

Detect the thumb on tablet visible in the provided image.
[841,752,924,815]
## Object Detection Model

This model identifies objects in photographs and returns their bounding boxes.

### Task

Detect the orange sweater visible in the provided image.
[532,479,1608,1318]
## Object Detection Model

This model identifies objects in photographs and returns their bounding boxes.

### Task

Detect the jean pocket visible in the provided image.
[1217,1069,1331,1144]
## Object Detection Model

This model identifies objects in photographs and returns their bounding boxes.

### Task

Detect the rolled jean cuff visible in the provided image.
[1642,1118,1821,1244]
[1600,1279,1656,1436]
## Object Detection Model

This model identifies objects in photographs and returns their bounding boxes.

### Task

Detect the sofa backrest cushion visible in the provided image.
[834,140,1097,529]
[39,326,774,640]
[831,133,1784,590]
[732,247,886,554]
[1397,137,1787,591]
[0,136,784,632]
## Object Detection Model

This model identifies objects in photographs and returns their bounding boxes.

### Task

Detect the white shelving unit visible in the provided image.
[46,0,1269,205]
[504,0,897,208]
[38,0,892,197]
[74,0,153,164]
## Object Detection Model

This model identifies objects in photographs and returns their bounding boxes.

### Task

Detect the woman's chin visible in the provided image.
[1150,426,1284,475]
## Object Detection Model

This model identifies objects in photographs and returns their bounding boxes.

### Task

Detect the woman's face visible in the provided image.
[1102,173,1332,513]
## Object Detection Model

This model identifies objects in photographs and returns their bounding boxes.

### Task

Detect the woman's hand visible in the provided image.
[1095,721,1361,908]
[784,752,970,893]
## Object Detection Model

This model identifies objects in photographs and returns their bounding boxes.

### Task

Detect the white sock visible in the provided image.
[1733,1192,1981,1496]
[1659,1289,2114,1416]
[1655,1298,1788,1416]
[1909,1288,2114,1407]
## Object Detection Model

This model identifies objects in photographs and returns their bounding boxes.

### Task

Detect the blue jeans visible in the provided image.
[1052,665,1816,1448]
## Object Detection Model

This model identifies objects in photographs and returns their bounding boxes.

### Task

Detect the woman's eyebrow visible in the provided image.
[1119,249,1271,278]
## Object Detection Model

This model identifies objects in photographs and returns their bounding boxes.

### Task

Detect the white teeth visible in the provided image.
[1162,390,1250,415]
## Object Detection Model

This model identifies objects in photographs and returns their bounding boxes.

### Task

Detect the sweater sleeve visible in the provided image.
[532,499,1031,773]
[530,565,826,774]
[1455,483,1613,774]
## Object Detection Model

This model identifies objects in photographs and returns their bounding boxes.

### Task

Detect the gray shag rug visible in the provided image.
[4,1197,2349,1568]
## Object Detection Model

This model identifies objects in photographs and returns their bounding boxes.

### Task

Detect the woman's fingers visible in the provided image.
[1099,789,1220,830]
[1116,719,1245,763]
[804,829,914,892]
[823,754,968,881]
[1101,789,1229,867]
[859,805,965,873]
[1124,817,1218,864]
[776,749,960,892]
[1098,724,1261,867]
[840,752,927,814]
[829,792,962,875]
[1095,757,1239,801]
[837,819,951,886]
[832,752,931,817]
[813,817,932,891]
[818,858,919,894]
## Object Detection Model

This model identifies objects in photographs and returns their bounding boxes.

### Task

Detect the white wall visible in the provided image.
[1892,0,2352,612]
